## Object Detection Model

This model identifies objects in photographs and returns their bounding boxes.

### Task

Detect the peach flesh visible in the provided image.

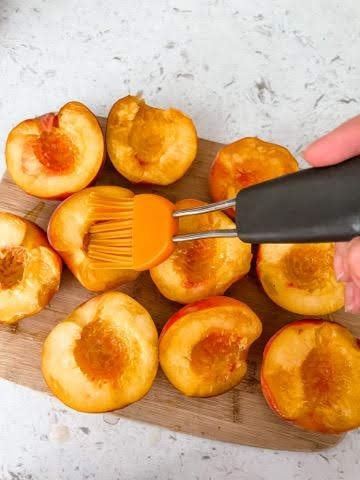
[209,137,298,217]
[257,243,344,315]
[41,292,158,413]
[0,212,62,324]
[6,102,104,199]
[159,297,262,397]
[47,186,139,292]
[150,199,252,304]
[261,320,360,433]
[106,95,197,185]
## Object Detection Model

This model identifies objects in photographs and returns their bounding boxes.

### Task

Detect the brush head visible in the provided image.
[87,192,178,271]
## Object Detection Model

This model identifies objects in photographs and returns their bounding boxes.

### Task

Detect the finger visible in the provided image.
[303,115,360,167]
[347,237,360,287]
[334,242,351,282]
[345,282,360,313]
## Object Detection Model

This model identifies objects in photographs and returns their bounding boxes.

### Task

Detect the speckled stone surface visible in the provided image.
[0,1,359,479]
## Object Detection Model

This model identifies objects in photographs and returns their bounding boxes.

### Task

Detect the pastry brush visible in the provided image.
[87,155,360,271]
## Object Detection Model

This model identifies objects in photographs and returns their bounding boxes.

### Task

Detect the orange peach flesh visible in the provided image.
[261,320,360,433]
[48,186,139,292]
[42,292,158,412]
[6,102,104,199]
[150,199,252,304]
[159,297,262,397]
[106,95,197,185]
[257,243,344,315]
[0,212,61,324]
[209,137,298,217]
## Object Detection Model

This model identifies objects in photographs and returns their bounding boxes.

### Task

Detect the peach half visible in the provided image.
[48,186,139,292]
[159,296,262,397]
[0,212,61,324]
[257,243,344,315]
[150,199,252,304]
[42,291,158,412]
[106,95,197,185]
[209,137,298,217]
[6,102,104,199]
[261,320,360,433]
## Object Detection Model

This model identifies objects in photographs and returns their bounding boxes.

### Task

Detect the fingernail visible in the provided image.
[336,271,345,281]
[334,254,345,281]
[345,283,355,312]
[348,238,360,283]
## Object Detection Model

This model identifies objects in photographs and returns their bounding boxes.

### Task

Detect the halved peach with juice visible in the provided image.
[160,296,262,397]
[106,95,197,185]
[257,243,344,315]
[209,137,298,217]
[150,199,252,304]
[42,291,158,412]
[6,102,104,199]
[0,212,61,323]
[261,320,360,433]
[48,186,139,292]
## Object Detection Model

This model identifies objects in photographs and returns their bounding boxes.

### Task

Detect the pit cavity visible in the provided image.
[74,318,128,382]
[32,129,77,174]
[283,244,334,291]
[191,329,244,379]
[0,247,26,290]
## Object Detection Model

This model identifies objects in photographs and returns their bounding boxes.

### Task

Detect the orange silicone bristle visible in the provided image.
[87,192,178,271]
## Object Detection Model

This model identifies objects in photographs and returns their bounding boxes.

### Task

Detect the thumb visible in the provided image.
[347,237,360,288]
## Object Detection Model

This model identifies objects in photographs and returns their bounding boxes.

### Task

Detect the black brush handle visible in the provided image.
[235,156,360,244]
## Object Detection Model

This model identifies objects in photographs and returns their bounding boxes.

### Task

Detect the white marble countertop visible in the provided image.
[0,1,359,478]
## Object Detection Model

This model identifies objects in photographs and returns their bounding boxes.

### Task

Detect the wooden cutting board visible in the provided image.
[1,116,358,451]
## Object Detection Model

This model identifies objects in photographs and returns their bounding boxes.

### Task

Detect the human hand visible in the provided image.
[303,115,360,313]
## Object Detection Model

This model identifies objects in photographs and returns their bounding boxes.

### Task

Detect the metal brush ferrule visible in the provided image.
[172,197,237,242]
[173,198,236,218]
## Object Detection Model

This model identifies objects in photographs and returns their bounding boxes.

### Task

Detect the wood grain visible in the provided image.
[1,117,357,451]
